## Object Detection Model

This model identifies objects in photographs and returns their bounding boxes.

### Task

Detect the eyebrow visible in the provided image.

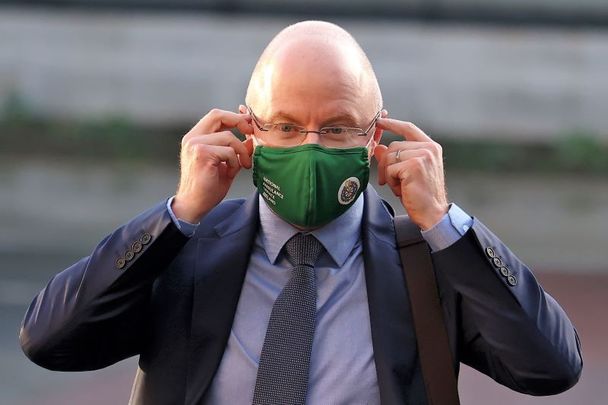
[266,111,360,126]
[266,111,302,124]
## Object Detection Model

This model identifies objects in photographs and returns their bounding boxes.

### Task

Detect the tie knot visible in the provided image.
[284,233,324,267]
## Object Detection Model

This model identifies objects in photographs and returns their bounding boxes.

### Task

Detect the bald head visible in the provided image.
[245,21,382,121]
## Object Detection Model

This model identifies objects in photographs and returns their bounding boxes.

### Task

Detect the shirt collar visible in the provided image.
[258,194,364,267]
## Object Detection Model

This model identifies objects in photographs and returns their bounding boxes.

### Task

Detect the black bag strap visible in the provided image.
[393,215,460,405]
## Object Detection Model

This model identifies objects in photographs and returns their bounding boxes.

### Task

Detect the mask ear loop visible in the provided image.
[364,110,384,158]
[250,134,263,148]
[249,135,265,170]
[363,132,377,159]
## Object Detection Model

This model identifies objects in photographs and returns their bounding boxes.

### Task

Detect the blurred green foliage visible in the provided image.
[1,93,607,175]
[555,131,608,172]
[384,131,608,176]
[0,91,184,163]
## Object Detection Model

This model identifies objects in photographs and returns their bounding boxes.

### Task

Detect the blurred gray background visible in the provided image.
[1,1,607,404]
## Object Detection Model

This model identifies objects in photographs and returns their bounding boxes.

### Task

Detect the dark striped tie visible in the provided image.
[252,233,324,405]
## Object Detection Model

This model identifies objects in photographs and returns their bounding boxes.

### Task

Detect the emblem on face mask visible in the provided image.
[338,177,360,205]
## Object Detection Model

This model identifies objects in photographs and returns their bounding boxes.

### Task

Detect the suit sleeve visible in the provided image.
[19,200,189,371]
[432,218,583,395]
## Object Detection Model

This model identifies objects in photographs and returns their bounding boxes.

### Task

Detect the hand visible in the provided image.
[374,118,449,230]
[172,108,254,223]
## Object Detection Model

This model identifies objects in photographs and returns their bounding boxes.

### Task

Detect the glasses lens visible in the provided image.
[247,105,379,149]
[263,125,306,147]
[259,128,370,148]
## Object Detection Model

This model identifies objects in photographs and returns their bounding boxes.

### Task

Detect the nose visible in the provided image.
[301,130,322,145]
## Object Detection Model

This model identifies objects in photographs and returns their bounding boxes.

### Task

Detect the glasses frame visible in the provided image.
[246,105,381,141]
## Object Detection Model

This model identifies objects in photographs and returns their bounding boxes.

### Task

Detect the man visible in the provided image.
[20,21,582,404]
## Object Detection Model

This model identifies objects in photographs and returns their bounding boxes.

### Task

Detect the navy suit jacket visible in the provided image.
[20,188,582,404]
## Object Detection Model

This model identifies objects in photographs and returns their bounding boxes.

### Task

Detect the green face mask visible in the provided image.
[252,143,370,229]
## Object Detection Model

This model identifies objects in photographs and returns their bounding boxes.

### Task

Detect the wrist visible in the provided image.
[171,196,206,224]
[418,204,449,231]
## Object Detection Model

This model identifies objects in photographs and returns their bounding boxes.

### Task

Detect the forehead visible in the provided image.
[265,106,362,126]
[252,38,374,122]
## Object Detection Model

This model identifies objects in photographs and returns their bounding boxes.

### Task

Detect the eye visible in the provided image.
[277,124,297,133]
[324,127,346,135]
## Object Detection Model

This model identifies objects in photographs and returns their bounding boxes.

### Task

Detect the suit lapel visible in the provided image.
[362,188,426,404]
[185,194,259,405]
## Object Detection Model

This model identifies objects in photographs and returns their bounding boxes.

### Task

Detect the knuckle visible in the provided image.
[406,157,423,171]
[388,141,404,151]
[194,116,206,128]
[430,142,442,155]
[416,156,427,169]
[421,149,433,160]
[181,135,190,148]
[208,108,222,117]
[182,138,195,151]
[193,143,209,156]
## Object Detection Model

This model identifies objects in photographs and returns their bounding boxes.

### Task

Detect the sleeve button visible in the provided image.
[492,257,503,268]
[507,275,518,286]
[141,233,152,245]
[125,250,135,261]
[132,241,143,253]
[485,247,496,258]
[499,266,510,277]
[116,257,126,269]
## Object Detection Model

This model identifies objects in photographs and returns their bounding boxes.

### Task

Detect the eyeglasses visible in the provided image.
[247,105,381,148]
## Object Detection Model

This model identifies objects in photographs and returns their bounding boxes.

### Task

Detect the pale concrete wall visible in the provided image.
[1,6,607,141]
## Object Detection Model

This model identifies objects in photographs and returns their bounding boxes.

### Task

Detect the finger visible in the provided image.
[383,161,403,196]
[389,148,430,167]
[386,160,414,190]
[384,150,430,196]
[188,109,253,136]
[386,140,434,154]
[202,144,240,175]
[236,105,255,135]
[376,144,430,185]
[376,118,432,142]
[387,178,402,197]
[190,131,250,157]
[373,144,388,185]
[240,137,254,169]
[235,117,254,136]
[186,131,252,169]
[210,131,252,169]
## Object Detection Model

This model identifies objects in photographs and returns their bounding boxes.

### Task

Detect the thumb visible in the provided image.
[373,144,388,185]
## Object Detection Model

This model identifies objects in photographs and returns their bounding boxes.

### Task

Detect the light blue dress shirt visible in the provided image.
[166,193,472,404]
